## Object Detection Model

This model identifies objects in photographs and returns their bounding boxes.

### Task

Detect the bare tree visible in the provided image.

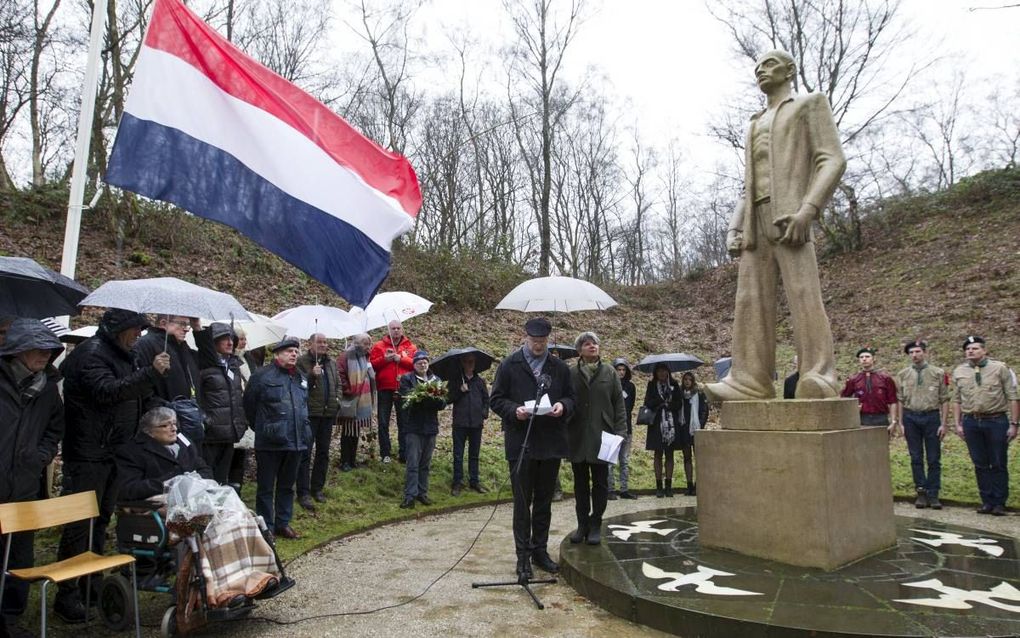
[657,141,690,279]
[29,0,62,186]
[504,0,587,275]
[982,77,1020,169]
[0,0,30,189]
[901,72,976,191]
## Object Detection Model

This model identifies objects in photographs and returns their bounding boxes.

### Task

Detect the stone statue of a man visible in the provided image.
[705,50,846,402]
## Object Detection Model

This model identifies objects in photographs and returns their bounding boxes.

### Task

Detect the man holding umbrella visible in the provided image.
[490,317,575,581]
[437,349,492,496]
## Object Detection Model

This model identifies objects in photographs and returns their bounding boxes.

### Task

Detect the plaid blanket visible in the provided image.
[198,511,280,607]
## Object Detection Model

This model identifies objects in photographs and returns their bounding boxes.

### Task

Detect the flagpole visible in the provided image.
[60,0,109,284]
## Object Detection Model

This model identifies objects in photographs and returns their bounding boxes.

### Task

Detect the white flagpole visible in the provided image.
[60,0,110,285]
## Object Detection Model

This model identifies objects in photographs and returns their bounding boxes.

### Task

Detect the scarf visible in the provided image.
[342,350,375,436]
[971,358,988,386]
[912,363,928,387]
[522,346,548,379]
[580,359,600,380]
[1,358,47,402]
[657,381,675,446]
[685,389,702,435]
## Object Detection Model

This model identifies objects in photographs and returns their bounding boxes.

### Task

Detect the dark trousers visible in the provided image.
[571,462,609,530]
[227,448,249,487]
[903,410,942,496]
[962,414,1010,507]
[377,391,408,460]
[508,458,560,556]
[1,531,34,617]
[298,416,334,496]
[340,434,358,466]
[202,442,235,484]
[403,433,436,499]
[860,412,890,426]
[56,461,117,596]
[255,450,302,529]
[452,427,482,486]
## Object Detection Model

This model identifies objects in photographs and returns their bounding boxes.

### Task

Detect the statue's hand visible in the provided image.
[774,203,817,245]
[726,229,744,258]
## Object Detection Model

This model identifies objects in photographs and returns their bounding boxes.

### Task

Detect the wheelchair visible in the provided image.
[98,501,294,637]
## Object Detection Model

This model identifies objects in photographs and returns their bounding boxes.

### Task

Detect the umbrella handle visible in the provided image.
[163,329,168,354]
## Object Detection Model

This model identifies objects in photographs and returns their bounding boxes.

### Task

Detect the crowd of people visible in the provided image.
[1,308,1019,629]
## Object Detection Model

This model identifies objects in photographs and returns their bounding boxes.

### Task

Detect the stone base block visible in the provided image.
[720,398,859,431]
[696,426,895,570]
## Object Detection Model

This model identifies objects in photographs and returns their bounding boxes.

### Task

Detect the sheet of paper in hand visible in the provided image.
[523,394,553,415]
[598,431,625,464]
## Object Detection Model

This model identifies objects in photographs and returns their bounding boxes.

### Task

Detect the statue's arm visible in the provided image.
[801,93,847,214]
[726,198,745,257]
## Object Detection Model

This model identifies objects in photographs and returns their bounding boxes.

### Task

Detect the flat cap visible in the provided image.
[524,317,552,337]
[962,335,985,350]
[413,350,430,363]
[271,336,301,352]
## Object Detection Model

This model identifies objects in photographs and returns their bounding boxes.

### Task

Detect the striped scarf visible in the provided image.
[341,349,375,436]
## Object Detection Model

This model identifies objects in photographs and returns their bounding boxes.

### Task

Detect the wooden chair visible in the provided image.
[0,490,141,637]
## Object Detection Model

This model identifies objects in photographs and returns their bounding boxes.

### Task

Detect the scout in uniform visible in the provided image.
[952,335,1019,516]
[841,347,899,432]
[895,340,949,509]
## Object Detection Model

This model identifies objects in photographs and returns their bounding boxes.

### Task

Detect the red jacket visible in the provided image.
[369,335,417,392]
[840,370,897,415]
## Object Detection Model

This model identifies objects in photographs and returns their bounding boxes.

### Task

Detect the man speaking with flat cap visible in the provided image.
[490,317,575,582]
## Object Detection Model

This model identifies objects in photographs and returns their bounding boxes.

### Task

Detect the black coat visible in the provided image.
[297,352,341,418]
[449,373,489,429]
[399,372,446,435]
[489,348,576,462]
[115,432,213,501]
[643,378,683,451]
[621,379,636,434]
[133,328,200,404]
[61,330,160,462]
[679,389,710,430]
[243,363,311,452]
[0,321,64,502]
[194,325,247,444]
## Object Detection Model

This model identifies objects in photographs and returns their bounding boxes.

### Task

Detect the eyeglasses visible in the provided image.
[169,320,190,327]
[153,422,178,429]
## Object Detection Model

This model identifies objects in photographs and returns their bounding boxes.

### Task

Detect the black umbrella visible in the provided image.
[0,256,90,319]
[429,347,496,381]
[548,343,578,360]
[634,353,705,374]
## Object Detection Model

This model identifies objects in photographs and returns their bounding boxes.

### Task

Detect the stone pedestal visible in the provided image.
[696,398,896,570]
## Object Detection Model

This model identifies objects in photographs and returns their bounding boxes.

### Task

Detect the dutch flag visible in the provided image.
[105,0,421,307]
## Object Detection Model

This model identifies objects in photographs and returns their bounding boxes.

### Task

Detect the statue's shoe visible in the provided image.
[794,374,839,399]
[704,379,773,402]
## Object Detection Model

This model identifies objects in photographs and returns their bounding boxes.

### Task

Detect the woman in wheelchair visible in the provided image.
[116,407,213,502]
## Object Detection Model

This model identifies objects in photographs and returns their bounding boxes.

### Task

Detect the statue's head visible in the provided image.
[754,49,795,94]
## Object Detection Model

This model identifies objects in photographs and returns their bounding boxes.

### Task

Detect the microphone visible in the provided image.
[537,373,552,391]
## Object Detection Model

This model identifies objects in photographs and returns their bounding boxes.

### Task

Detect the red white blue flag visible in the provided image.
[105,0,421,306]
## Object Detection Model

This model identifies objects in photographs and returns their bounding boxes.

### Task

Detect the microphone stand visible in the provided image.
[472,377,557,610]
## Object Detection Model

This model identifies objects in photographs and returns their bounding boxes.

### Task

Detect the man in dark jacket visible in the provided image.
[195,323,247,484]
[490,317,575,582]
[0,319,64,634]
[398,351,445,509]
[243,337,310,540]
[449,352,489,496]
[55,309,169,622]
[295,333,339,510]
[116,407,213,501]
[133,314,202,407]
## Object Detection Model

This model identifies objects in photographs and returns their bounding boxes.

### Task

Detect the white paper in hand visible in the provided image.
[523,394,554,415]
[598,431,625,464]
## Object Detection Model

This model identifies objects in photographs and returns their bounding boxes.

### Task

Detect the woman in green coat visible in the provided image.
[567,332,627,545]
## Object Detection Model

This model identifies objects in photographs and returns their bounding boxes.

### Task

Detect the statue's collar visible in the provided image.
[750,95,795,121]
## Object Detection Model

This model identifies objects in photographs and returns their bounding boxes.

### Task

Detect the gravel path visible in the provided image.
[202,496,1018,638]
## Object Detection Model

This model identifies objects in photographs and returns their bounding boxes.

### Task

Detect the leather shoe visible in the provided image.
[532,550,559,574]
[607,491,618,501]
[469,483,489,494]
[586,524,602,545]
[927,495,942,510]
[451,483,463,497]
[914,489,928,509]
[991,505,1007,517]
[274,526,300,540]
[977,504,994,515]
[569,526,589,544]
[416,494,433,506]
[312,491,327,503]
[515,555,533,584]
[298,495,316,511]
[619,491,638,500]
[399,497,415,509]
[54,593,88,624]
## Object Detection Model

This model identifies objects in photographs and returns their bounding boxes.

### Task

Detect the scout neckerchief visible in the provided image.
[971,358,988,386]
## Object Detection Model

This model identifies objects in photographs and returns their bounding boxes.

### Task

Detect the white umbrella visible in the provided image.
[495,276,617,313]
[272,305,362,340]
[231,312,288,350]
[350,291,433,331]
[79,277,252,321]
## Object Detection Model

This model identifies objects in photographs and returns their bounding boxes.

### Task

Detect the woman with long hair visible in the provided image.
[643,363,682,497]
[677,371,709,496]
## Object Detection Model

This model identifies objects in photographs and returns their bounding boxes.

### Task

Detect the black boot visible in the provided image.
[586,519,602,545]
[664,479,674,498]
[570,519,590,544]
[655,479,664,498]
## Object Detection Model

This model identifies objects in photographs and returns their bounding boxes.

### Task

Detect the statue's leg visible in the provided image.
[706,232,779,401]
[776,240,838,398]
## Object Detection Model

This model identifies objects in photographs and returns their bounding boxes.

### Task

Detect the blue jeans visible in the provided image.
[608,433,632,492]
[961,414,1010,507]
[902,410,941,496]
[452,427,482,486]
[255,450,302,529]
[403,433,436,499]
